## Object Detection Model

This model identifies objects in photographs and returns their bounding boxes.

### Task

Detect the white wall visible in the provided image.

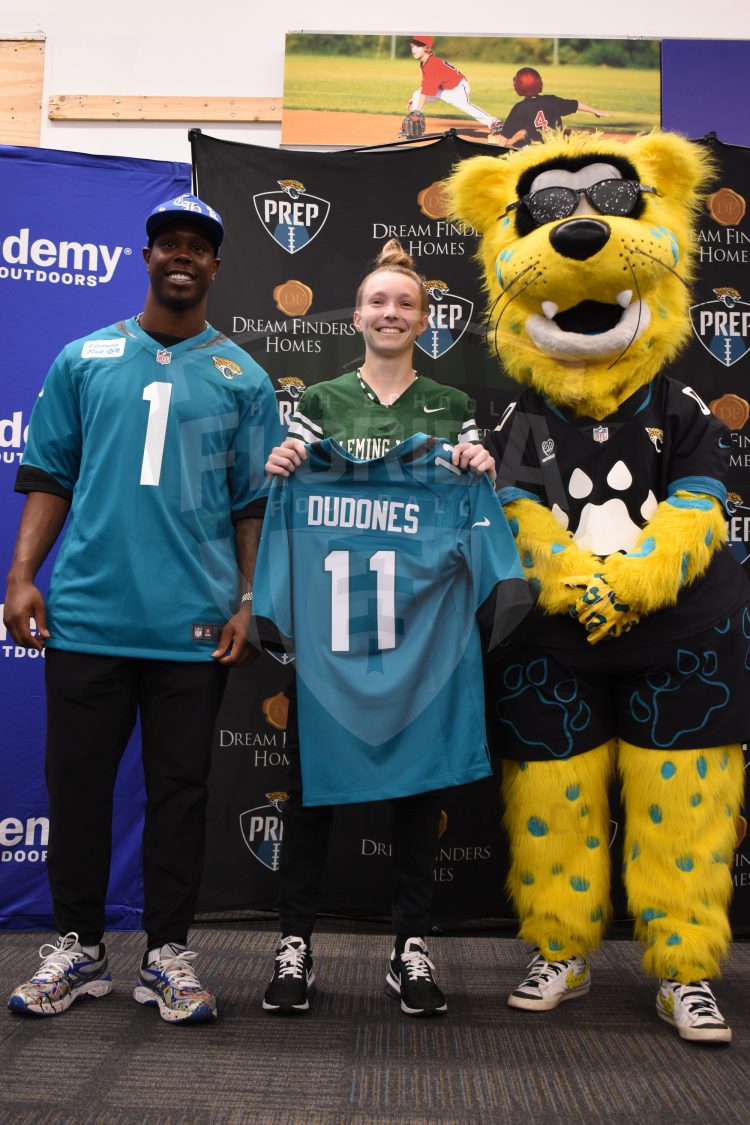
[2,1,748,163]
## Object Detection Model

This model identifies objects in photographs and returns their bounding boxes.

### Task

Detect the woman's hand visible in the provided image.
[451,442,496,479]
[265,438,308,477]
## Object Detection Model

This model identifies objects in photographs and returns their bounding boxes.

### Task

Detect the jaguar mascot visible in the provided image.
[449,131,748,1043]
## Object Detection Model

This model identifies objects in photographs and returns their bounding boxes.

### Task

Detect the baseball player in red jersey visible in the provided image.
[407,35,503,134]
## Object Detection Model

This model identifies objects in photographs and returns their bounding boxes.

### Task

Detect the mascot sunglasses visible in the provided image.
[500,179,658,226]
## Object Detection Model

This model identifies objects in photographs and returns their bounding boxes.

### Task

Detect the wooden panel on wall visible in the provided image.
[0,38,45,147]
[48,94,282,123]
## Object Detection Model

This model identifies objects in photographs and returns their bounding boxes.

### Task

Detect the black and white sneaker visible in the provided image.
[262,935,315,1013]
[508,951,591,1011]
[656,979,732,1043]
[386,936,447,1017]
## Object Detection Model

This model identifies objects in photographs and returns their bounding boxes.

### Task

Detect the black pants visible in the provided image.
[44,649,227,949]
[276,678,443,937]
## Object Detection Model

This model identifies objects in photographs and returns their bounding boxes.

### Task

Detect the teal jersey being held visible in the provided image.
[19,317,280,660]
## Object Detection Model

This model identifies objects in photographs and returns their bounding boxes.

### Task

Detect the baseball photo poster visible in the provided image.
[281,33,661,147]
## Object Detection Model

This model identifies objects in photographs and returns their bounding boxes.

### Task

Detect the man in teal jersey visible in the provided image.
[4,194,280,1023]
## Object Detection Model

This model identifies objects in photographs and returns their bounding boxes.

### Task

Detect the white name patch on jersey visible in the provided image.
[307,494,420,534]
[81,339,126,359]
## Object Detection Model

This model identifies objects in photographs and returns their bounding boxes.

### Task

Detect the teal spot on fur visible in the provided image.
[680,553,689,585]
[649,804,663,824]
[705,528,713,546]
[566,784,580,801]
[697,756,707,779]
[726,804,733,817]
[666,933,682,946]
[676,855,694,872]
[626,537,655,558]
[690,793,701,807]
[668,496,712,510]
[720,751,729,770]
[642,908,667,922]
[510,322,522,335]
[586,836,600,849]
[529,578,541,593]
[711,852,728,864]
[648,933,656,945]
[551,542,567,554]
[631,841,640,860]
[519,760,528,771]
[690,917,699,925]
[551,863,563,875]
[509,518,519,538]
[658,306,669,320]
[591,906,603,922]
[580,804,589,817]
[570,876,590,892]
[528,817,548,837]
[523,551,534,568]
[521,872,535,885]
[661,761,677,780]
[549,939,564,952]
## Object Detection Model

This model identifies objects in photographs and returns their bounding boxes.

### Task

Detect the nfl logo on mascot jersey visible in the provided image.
[239,793,287,871]
[690,286,750,367]
[416,281,473,359]
[253,179,330,255]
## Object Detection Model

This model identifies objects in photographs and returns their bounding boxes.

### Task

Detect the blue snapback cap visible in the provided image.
[146,193,224,252]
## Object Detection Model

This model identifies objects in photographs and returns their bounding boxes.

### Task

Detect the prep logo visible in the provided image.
[239,792,287,871]
[416,281,473,359]
[727,492,750,568]
[82,339,126,359]
[253,180,330,254]
[1,228,129,288]
[689,287,750,368]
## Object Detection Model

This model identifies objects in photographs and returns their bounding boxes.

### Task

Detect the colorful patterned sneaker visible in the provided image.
[134,943,217,1024]
[8,932,112,1016]
[656,979,732,1043]
[508,951,591,1011]
[386,937,447,1017]
[262,935,315,1013]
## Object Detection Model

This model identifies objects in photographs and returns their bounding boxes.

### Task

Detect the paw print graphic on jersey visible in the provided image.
[566,460,658,555]
[630,649,730,748]
[495,657,591,758]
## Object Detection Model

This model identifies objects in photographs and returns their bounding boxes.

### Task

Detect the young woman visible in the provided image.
[262,240,495,1018]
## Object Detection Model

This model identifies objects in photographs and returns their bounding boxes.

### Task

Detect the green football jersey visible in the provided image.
[288,370,478,459]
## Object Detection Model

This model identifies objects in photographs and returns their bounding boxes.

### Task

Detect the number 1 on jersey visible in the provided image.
[324,549,396,652]
[140,381,172,486]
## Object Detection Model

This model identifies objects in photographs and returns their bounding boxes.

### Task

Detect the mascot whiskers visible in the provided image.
[449,131,748,1043]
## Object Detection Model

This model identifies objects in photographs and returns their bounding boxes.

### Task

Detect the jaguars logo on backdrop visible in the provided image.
[239,792,287,872]
[253,180,330,254]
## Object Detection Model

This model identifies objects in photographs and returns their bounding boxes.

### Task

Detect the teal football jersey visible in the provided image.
[20,317,280,660]
[253,434,532,805]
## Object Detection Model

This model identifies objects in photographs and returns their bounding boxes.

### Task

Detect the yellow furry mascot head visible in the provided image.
[448,132,713,419]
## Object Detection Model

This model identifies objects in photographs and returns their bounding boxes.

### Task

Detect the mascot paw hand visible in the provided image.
[568,573,636,643]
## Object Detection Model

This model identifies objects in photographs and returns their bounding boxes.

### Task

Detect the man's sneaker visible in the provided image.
[508,951,591,1011]
[386,936,447,1017]
[656,979,732,1043]
[8,932,112,1016]
[262,935,315,1013]
[134,943,217,1024]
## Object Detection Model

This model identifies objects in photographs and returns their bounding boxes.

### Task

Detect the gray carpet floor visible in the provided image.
[0,926,748,1124]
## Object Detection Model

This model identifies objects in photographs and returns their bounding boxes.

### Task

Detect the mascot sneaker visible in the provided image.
[134,943,217,1023]
[263,935,315,1013]
[386,936,447,1016]
[8,932,112,1016]
[656,979,731,1043]
[508,951,591,1011]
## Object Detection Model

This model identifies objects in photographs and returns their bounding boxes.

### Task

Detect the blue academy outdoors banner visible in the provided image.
[192,130,750,933]
[0,145,191,928]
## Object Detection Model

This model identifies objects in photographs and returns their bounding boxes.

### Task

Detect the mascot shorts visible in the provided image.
[486,604,750,761]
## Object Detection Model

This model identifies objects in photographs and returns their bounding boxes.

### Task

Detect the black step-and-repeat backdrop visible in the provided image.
[193,131,750,929]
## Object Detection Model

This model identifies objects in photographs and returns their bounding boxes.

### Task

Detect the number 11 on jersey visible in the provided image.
[324,550,396,653]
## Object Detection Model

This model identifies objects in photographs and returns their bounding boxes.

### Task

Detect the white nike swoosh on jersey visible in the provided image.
[472,517,491,527]
[424,406,446,413]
